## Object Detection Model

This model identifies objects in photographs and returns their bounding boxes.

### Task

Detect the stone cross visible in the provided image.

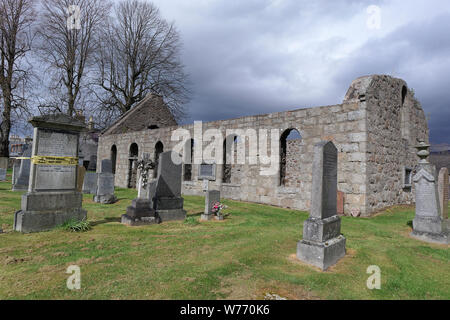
[297,141,346,270]
[202,179,209,192]
[438,168,449,220]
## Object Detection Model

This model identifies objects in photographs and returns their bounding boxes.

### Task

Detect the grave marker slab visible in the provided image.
[12,159,20,185]
[13,114,87,233]
[82,172,98,194]
[94,173,117,204]
[438,168,449,220]
[201,190,221,221]
[12,145,32,191]
[0,168,6,181]
[153,151,186,222]
[297,141,346,271]
[411,141,448,244]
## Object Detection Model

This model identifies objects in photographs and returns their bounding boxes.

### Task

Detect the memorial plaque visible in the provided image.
[198,163,216,180]
[34,130,78,191]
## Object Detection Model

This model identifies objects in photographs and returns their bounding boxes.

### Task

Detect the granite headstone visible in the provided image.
[201,190,221,221]
[13,114,87,233]
[411,141,448,244]
[297,141,346,271]
[82,172,98,194]
[12,145,32,191]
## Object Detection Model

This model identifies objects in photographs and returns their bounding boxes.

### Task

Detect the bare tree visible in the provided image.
[0,0,35,157]
[95,0,190,123]
[37,0,110,117]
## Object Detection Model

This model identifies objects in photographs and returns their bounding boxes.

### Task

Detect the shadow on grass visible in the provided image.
[90,217,122,226]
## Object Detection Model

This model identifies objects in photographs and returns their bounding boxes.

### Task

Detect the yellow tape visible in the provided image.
[32,156,78,166]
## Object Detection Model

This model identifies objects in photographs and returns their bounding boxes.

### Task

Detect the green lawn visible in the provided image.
[0,169,449,300]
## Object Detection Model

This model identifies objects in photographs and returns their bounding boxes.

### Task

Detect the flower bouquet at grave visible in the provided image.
[211,202,228,218]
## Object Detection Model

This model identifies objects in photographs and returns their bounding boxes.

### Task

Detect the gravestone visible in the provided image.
[122,154,160,226]
[12,159,20,185]
[87,155,97,171]
[0,157,8,170]
[201,190,221,221]
[297,141,346,271]
[77,166,86,192]
[93,159,117,204]
[153,151,186,222]
[13,114,87,233]
[12,145,32,191]
[0,168,6,181]
[438,168,449,220]
[82,172,97,194]
[411,141,448,244]
[202,179,209,192]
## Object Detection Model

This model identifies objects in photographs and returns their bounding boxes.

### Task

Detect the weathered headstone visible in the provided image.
[82,172,97,194]
[100,159,112,174]
[87,155,97,171]
[12,159,20,185]
[297,141,346,271]
[438,168,449,220]
[0,157,8,170]
[77,166,86,192]
[0,168,6,181]
[411,141,448,244]
[201,190,221,221]
[122,154,160,226]
[153,151,186,222]
[12,145,32,191]
[13,114,87,233]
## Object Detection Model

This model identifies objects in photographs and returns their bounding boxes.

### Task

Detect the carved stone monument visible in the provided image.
[297,141,346,270]
[12,145,32,191]
[438,168,449,220]
[122,153,160,226]
[153,151,186,222]
[411,141,449,244]
[93,159,117,204]
[201,190,221,221]
[13,114,87,233]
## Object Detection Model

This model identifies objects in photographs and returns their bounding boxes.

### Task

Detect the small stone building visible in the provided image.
[97,75,429,216]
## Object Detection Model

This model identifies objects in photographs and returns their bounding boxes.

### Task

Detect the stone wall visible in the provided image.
[97,75,428,216]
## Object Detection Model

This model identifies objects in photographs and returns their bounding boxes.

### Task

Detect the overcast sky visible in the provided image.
[141,0,449,145]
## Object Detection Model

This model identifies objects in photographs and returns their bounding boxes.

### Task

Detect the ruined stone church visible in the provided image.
[97,75,429,217]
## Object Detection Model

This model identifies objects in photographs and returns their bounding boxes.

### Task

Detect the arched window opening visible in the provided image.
[111,145,117,174]
[401,86,410,141]
[280,128,302,186]
[154,141,164,178]
[127,143,139,188]
[222,135,238,183]
[184,139,194,181]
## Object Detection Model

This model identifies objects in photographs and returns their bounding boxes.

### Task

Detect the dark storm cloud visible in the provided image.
[150,0,449,144]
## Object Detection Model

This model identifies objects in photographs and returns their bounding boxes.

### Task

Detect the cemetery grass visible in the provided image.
[0,172,449,300]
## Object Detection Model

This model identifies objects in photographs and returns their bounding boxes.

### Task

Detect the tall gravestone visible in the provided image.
[297,141,346,271]
[153,151,186,222]
[0,157,7,181]
[122,153,160,226]
[411,141,449,244]
[13,114,87,233]
[93,159,117,204]
[438,168,449,221]
[201,190,221,221]
[12,145,32,191]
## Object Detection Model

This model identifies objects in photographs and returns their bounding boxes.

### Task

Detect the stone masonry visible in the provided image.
[97,75,429,217]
